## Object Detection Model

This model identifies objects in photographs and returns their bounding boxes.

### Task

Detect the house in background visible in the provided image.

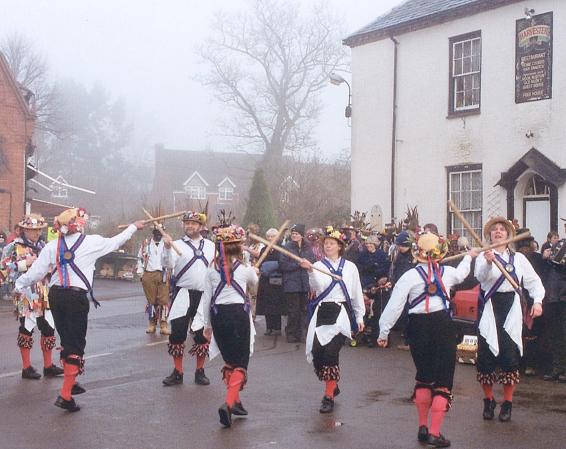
[345,0,565,244]
[151,145,261,227]
[0,51,35,231]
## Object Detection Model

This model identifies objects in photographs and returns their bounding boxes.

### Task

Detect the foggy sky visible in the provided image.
[2,0,404,162]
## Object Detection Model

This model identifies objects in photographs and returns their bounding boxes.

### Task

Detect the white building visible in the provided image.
[345,0,565,244]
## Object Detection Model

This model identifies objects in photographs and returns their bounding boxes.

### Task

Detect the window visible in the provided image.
[447,165,482,239]
[218,186,233,201]
[185,185,206,199]
[449,31,481,115]
[51,185,68,199]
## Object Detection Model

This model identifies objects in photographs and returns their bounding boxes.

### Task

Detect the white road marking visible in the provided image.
[0,371,21,379]
[0,352,113,378]
[145,340,168,346]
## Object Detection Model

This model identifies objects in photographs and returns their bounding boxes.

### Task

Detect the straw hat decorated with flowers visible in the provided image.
[53,208,89,235]
[412,232,449,264]
[18,213,48,230]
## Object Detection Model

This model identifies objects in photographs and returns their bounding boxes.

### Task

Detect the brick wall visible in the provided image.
[0,56,34,232]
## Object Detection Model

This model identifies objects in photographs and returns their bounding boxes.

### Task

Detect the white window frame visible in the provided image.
[185,185,206,200]
[218,186,234,201]
[448,168,482,239]
[451,34,481,112]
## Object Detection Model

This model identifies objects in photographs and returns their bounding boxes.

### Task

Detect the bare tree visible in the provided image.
[1,33,61,136]
[199,0,347,163]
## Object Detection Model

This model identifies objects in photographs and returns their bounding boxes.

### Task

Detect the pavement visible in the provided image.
[1,280,566,449]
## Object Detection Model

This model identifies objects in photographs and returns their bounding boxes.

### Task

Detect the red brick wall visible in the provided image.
[0,62,34,232]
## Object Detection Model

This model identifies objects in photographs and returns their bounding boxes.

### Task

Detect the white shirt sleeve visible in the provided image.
[15,242,55,292]
[350,264,365,324]
[246,265,259,291]
[91,225,138,258]
[475,253,500,284]
[161,245,179,270]
[516,252,545,304]
[442,255,472,291]
[202,269,213,328]
[378,269,415,340]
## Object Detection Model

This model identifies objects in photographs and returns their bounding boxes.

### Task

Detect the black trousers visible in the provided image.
[407,310,457,390]
[211,304,250,369]
[477,292,520,375]
[265,314,281,331]
[19,315,55,337]
[286,292,308,339]
[49,287,89,360]
[544,301,566,371]
[169,289,207,345]
[312,303,346,372]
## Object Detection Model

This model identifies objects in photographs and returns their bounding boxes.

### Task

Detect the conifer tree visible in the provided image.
[243,168,277,231]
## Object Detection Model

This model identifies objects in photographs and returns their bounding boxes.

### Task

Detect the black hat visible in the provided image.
[515,228,534,249]
[291,224,305,236]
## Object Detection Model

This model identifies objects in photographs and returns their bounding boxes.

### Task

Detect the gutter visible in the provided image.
[390,36,399,222]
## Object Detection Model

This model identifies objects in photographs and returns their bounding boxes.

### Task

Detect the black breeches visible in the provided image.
[407,310,457,390]
[312,302,346,372]
[48,288,89,359]
[169,289,203,345]
[19,315,55,337]
[211,304,250,369]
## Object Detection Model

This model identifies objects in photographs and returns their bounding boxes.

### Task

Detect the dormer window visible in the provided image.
[217,177,236,201]
[182,171,208,199]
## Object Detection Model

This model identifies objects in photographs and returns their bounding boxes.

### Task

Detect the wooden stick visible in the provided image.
[441,231,532,263]
[118,210,187,229]
[142,208,182,256]
[254,220,290,268]
[448,200,520,291]
[249,233,342,280]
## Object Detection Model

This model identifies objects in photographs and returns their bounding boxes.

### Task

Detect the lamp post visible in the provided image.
[329,72,352,118]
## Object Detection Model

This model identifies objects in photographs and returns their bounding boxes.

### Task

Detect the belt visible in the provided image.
[51,285,87,293]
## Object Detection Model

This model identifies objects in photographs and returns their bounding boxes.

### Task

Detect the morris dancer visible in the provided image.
[137,226,170,335]
[1,214,63,380]
[161,211,214,387]
[475,217,544,422]
[378,232,477,448]
[202,220,258,428]
[15,208,144,412]
[299,227,365,414]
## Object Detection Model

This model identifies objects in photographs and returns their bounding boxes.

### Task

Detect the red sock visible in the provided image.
[414,388,432,427]
[503,384,515,402]
[226,370,245,407]
[481,383,494,400]
[174,356,183,374]
[41,338,53,369]
[325,380,337,398]
[20,347,31,369]
[60,362,79,401]
[429,395,448,437]
[196,354,205,370]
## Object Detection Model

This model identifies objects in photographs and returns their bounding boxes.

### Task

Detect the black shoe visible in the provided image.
[482,398,496,420]
[558,375,566,383]
[499,401,512,422]
[22,366,41,380]
[319,396,334,414]
[72,383,86,395]
[218,403,232,427]
[54,395,80,412]
[543,369,564,381]
[264,329,273,336]
[162,368,183,386]
[43,364,64,377]
[427,433,450,447]
[195,368,210,385]
[232,401,248,416]
[418,425,429,442]
[334,386,340,397]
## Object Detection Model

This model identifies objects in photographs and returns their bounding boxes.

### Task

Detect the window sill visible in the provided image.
[446,109,480,119]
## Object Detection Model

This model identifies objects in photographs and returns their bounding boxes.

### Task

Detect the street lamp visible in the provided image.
[329,72,352,118]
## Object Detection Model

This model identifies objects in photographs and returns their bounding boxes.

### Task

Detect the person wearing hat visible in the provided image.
[15,208,145,412]
[201,221,258,428]
[137,226,170,335]
[1,214,64,380]
[377,232,478,447]
[299,228,365,414]
[280,224,316,343]
[306,227,324,261]
[474,217,544,423]
[161,211,215,387]
[341,223,363,264]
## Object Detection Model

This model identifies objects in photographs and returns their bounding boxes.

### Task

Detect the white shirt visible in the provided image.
[378,256,472,340]
[308,257,365,324]
[137,239,165,273]
[161,236,215,291]
[475,249,545,356]
[15,225,138,292]
[201,261,258,328]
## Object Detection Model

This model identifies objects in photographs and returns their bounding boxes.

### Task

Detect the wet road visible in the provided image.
[1,280,565,449]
